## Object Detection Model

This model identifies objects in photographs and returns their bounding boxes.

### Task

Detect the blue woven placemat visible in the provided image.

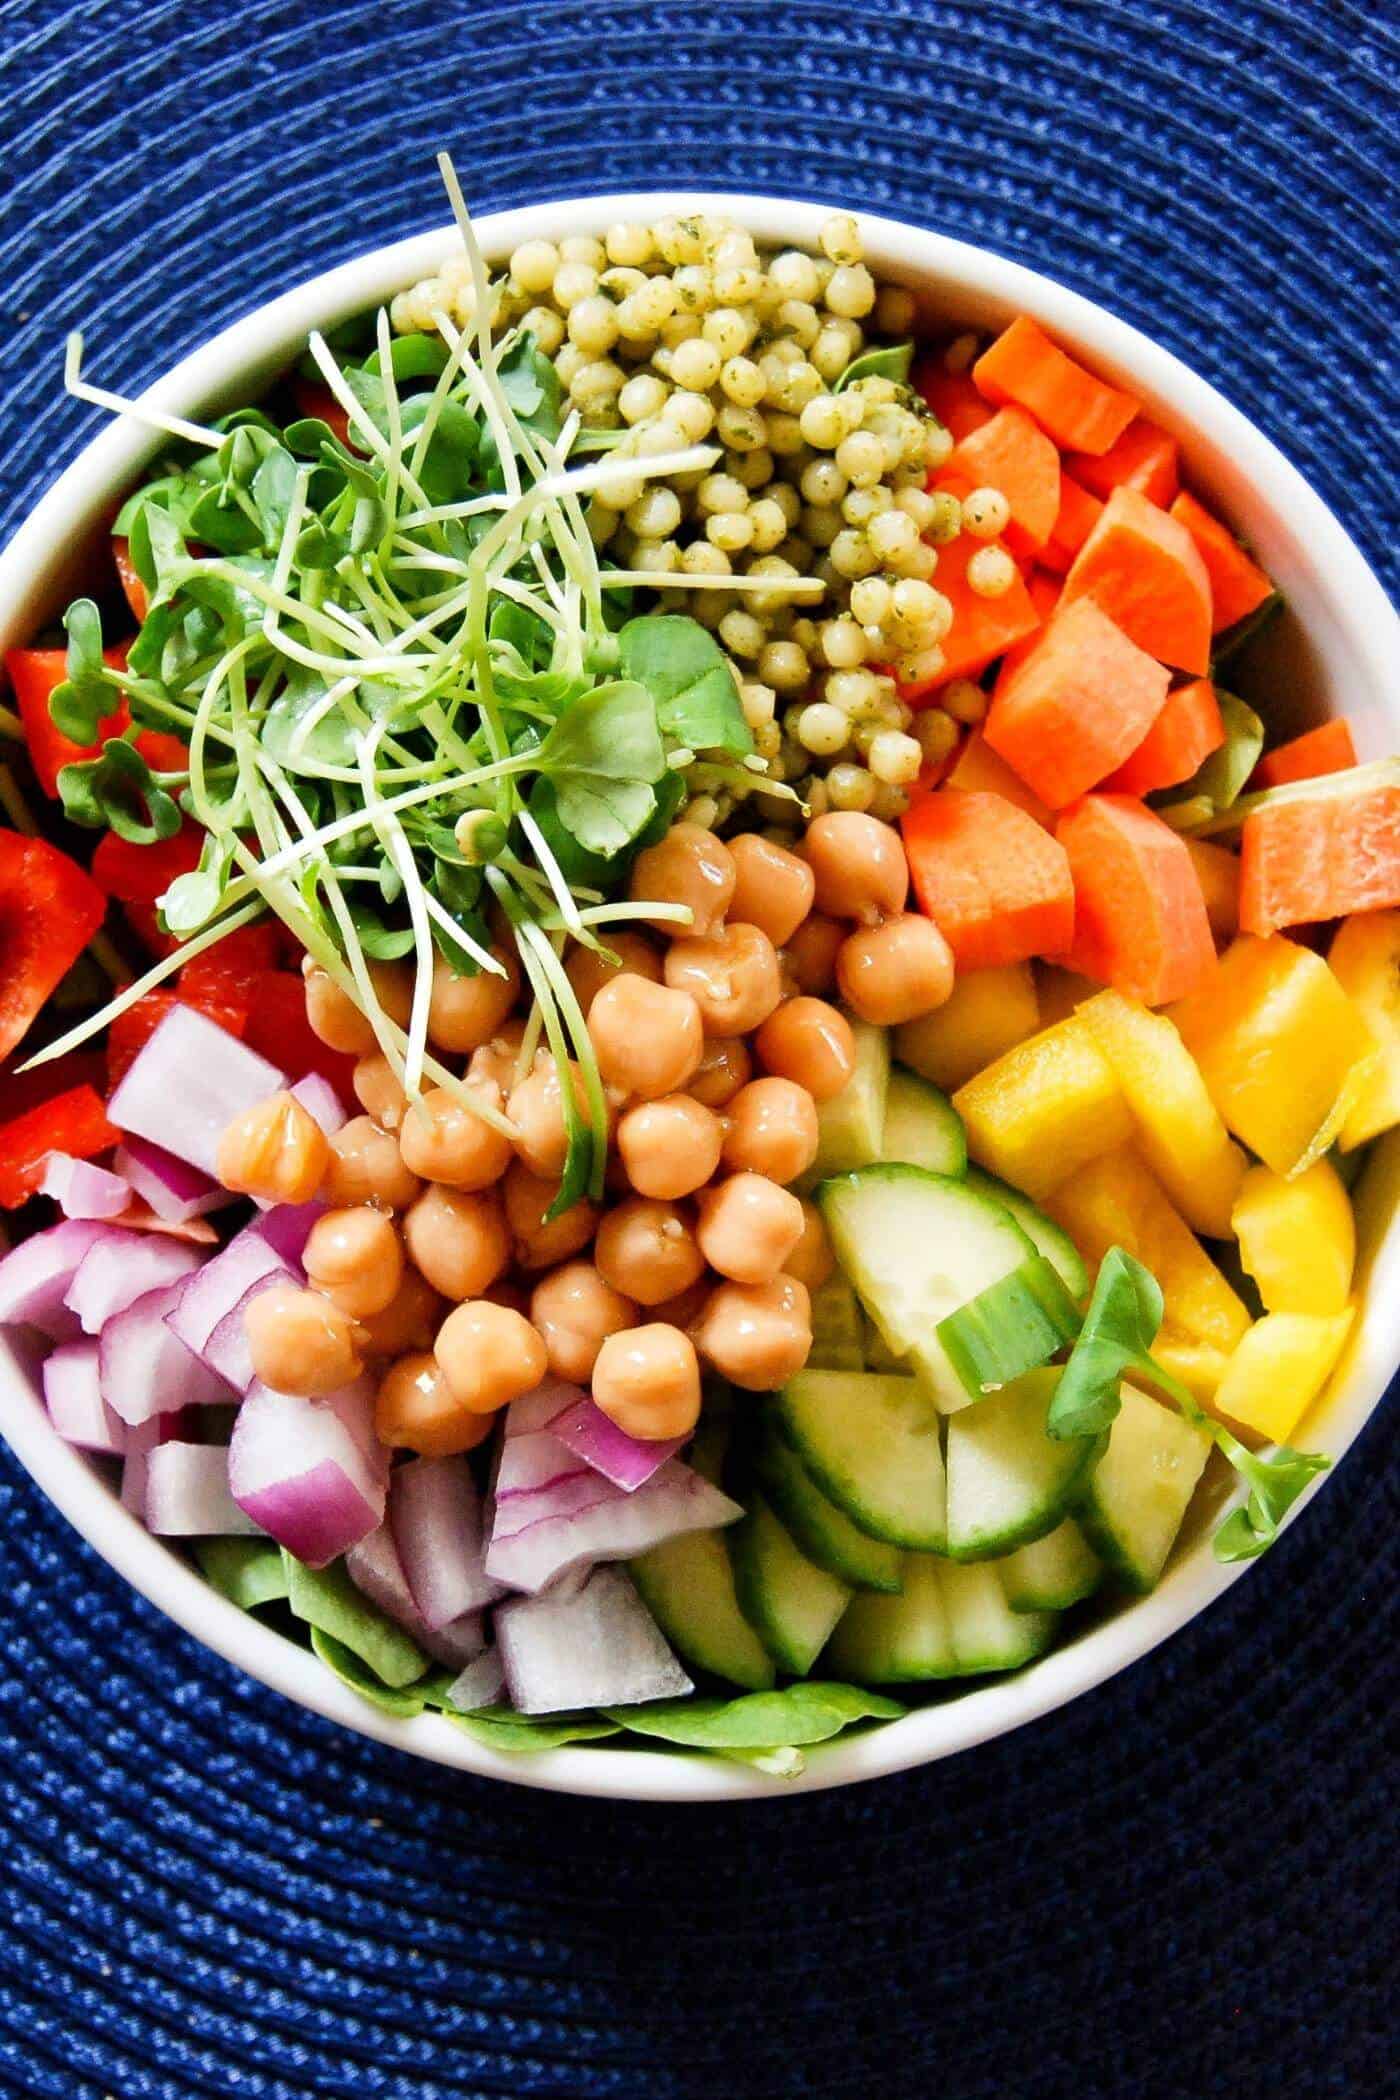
[1,3,1397,2094]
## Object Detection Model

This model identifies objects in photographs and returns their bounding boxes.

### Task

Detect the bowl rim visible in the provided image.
[1,189,1397,1804]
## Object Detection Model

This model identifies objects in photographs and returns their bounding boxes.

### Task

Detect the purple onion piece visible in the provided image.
[64,1232,201,1337]
[42,1339,126,1455]
[548,1393,685,1493]
[484,1459,743,1595]
[390,1456,504,1627]
[39,1154,132,1222]
[99,1280,233,1426]
[444,1648,505,1712]
[145,1443,261,1536]
[496,1567,691,1714]
[107,1003,285,1176]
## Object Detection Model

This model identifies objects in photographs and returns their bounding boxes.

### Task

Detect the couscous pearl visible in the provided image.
[966,544,1018,598]
[942,677,989,725]
[962,486,1012,539]
[797,702,849,755]
[510,239,560,294]
[868,730,923,785]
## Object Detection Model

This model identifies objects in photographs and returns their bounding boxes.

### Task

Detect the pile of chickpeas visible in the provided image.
[214,811,954,1455]
[390,212,1018,831]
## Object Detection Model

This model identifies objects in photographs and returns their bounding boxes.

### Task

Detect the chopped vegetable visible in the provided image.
[1253,718,1357,789]
[0,833,108,1061]
[1061,484,1213,675]
[908,530,1043,692]
[496,1566,691,1714]
[1066,417,1179,507]
[1211,1308,1355,1445]
[107,1002,284,1177]
[952,1015,1134,1200]
[1169,489,1274,634]
[0,1085,119,1209]
[943,729,1053,828]
[1102,678,1223,797]
[901,786,1074,969]
[1231,1159,1354,1316]
[893,959,1040,1093]
[1057,793,1216,1006]
[937,405,1061,558]
[912,357,995,439]
[228,1379,387,1566]
[1239,762,1400,935]
[972,315,1140,453]
[1039,474,1102,576]
[1327,909,1400,1147]
[985,597,1171,808]
[1184,837,1239,941]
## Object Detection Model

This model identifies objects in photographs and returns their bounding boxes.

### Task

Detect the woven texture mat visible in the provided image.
[1,3,1397,2094]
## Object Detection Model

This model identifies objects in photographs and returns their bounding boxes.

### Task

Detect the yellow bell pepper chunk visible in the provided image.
[1328,909,1400,1148]
[894,962,1039,1094]
[1171,935,1376,1177]
[951,1016,1133,1200]
[1230,1159,1355,1316]
[1151,1339,1231,1404]
[1046,1147,1251,1352]
[1035,964,1101,1028]
[1079,989,1245,1238]
[1212,1307,1355,1443]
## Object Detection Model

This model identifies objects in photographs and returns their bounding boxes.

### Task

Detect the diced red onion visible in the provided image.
[420,1611,488,1670]
[255,1202,325,1266]
[444,1648,505,1712]
[113,1136,231,1223]
[99,1281,232,1426]
[0,1220,117,1340]
[496,1566,692,1714]
[494,1426,594,1501]
[228,1380,386,1567]
[289,1073,347,1137]
[548,1394,685,1493]
[165,1228,296,1389]
[345,1521,489,1666]
[107,1003,285,1176]
[42,1339,126,1454]
[145,1442,261,1536]
[64,1232,201,1337]
[390,1455,505,1627]
[121,1409,192,1516]
[503,1380,585,1438]
[484,1459,742,1595]
[39,1153,132,1221]
[491,1464,618,1542]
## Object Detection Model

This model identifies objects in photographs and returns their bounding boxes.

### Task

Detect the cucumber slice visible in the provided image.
[882,1067,967,1176]
[806,1273,867,1372]
[1000,1520,1103,1613]
[963,1167,1090,1299]
[937,1253,1083,1398]
[1074,1383,1213,1593]
[825,1553,955,1683]
[631,1532,777,1690]
[939,1559,1058,1672]
[819,1163,1038,1410]
[945,1368,1103,1560]
[775,1368,947,1549]
[804,1017,890,1183]
[729,1490,852,1675]
[754,1417,904,1592]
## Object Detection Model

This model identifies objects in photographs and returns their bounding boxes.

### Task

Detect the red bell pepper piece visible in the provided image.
[5,644,188,796]
[0,834,108,1061]
[0,1084,119,1208]
[292,378,354,452]
[180,921,284,1011]
[113,537,150,621]
[92,823,205,905]
[242,971,357,1103]
[105,985,250,1091]
[0,1051,108,1123]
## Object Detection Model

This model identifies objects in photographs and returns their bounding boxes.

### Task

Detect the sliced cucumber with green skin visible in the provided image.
[939,1559,1058,1672]
[945,1368,1103,1561]
[803,1016,890,1185]
[1000,1520,1103,1614]
[825,1553,955,1683]
[820,1163,1038,1411]
[754,1417,904,1592]
[775,1368,947,1550]
[882,1067,967,1177]
[1074,1383,1213,1593]
[937,1253,1083,1399]
[729,1489,852,1676]
[806,1274,867,1372]
[631,1532,777,1690]
[963,1167,1090,1300]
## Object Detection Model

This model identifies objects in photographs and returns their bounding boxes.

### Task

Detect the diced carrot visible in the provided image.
[972,315,1140,455]
[1169,489,1274,634]
[1102,678,1224,796]
[901,787,1075,970]
[1254,718,1357,789]
[984,596,1171,809]
[1061,484,1213,675]
[898,533,1043,698]
[1185,838,1239,942]
[993,570,1063,692]
[1040,475,1103,576]
[945,729,1053,828]
[113,538,149,622]
[935,406,1061,559]
[1057,794,1216,1005]
[913,357,995,441]
[1066,418,1180,507]
[1239,767,1400,936]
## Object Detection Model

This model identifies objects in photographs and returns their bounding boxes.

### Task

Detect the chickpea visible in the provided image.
[595,1197,706,1306]
[564,931,662,1017]
[507,1056,602,1178]
[687,1034,754,1110]
[354,1266,442,1357]
[302,962,377,1057]
[244,1283,362,1397]
[427,948,521,1054]
[530,1260,637,1383]
[435,1299,549,1413]
[617,1094,724,1200]
[802,810,909,922]
[588,973,705,1100]
[692,1273,813,1391]
[399,1082,514,1190]
[504,1160,600,1269]
[726,833,816,948]
[629,822,737,939]
[722,1077,819,1184]
[322,1115,422,1212]
[664,921,783,1037]
[648,1276,714,1332]
[696,1172,805,1284]
[466,1019,527,1094]
[591,1324,702,1441]
[215,1090,329,1206]
[754,997,857,1101]
[376,1350,494,1457]
[836,914,955,1026]
[783,912,844,996]
[352,1054,408,1133]
[403,1184,509,1300]
[784,1200,835,1291]
[303,1205,404,1320]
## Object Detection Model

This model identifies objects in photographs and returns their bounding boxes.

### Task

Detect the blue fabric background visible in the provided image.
[0,2,1396,2093]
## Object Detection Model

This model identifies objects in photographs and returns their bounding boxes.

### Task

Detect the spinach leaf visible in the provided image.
[618,615,754,756]
[1210,1436,1331,1562]
[281,1552,430,1690]
[441,1707,622,1752]
[309,1630,440,1717]
[610,1683,904,1753]
[58,738,182,841]
[1047,1246,1164,1440]
[834,341,915,392]
[1159,692,1264,829]
[534,678,666,856]
[195,1537,289,1611]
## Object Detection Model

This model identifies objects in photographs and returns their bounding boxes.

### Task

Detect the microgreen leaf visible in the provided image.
[363,334,452,383]
[64,596,105,689]
[1046,1247,1166,1440]
[617,615,754,756]
[162,832,237,934]
[833,342,915,391]
[57,737,182,841]
[608,1683,904,1754]
[1210,1434,1330,1562]
[534,678,666,856]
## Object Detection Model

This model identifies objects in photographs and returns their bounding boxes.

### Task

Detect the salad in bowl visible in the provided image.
[0,166,1396,1791]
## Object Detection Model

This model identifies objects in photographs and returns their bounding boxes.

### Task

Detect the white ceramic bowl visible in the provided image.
[2,194,1397,1803]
